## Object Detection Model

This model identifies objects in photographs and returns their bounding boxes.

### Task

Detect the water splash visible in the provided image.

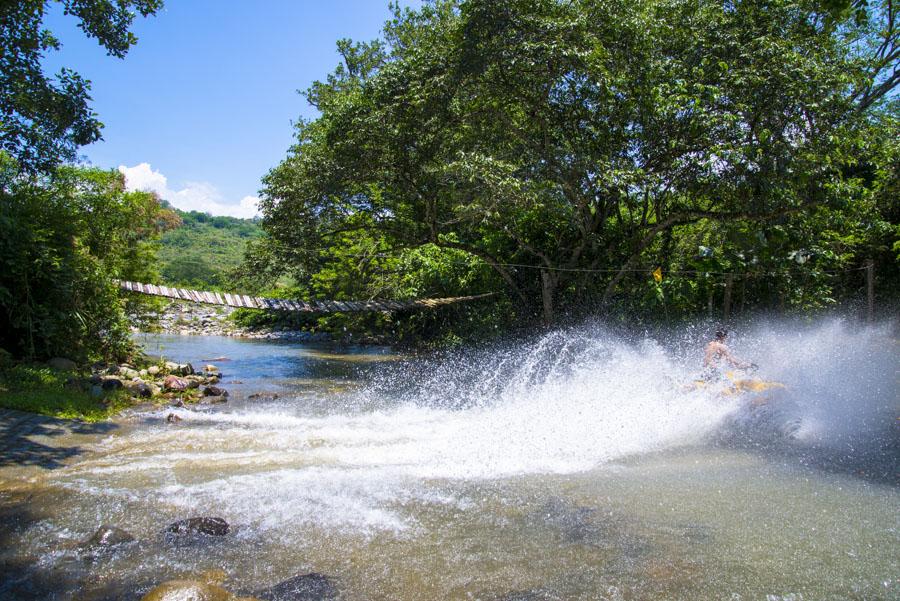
[51,318,898,535]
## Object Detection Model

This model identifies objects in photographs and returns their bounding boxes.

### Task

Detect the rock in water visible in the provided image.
[165,517,230,537]
[203,386,228,397]
[254,573,338,601]
[141,579,260,601]
[80,525,135,548]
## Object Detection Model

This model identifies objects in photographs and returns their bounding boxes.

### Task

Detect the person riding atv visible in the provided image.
[702,329,755,382]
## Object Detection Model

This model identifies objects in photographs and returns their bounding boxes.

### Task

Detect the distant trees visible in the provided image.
[0,0,163,173]
[156,211,262,288]
[254,0,898,327]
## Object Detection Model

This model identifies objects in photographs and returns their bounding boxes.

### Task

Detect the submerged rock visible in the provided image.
[165,516,230,537]
[254,573,338,601]
[166,413,182,424]
[141,579,259,601]
[203,386,228,397]
[248,392,279,401]
[80,525,135,549]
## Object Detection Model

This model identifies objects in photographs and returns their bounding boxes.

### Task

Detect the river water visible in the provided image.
[0,320,897,600]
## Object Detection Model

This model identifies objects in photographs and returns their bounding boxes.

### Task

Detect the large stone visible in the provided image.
[47,357,77,371]
[119,367,140,380]
[126,381,154,398]
[164,362,195,376]
[80,525,135,549]
[203,386,228,397]
[101,378,123,391]
[254,573,338,601]
[163,375,189,392]
[141,579,260,601]
[165,517,230,537]
[147,365,161,376]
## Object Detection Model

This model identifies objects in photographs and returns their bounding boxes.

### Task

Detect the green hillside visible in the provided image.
[156,210,261,288]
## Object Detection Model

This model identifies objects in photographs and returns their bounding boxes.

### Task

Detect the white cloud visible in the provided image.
[118,163,259,219]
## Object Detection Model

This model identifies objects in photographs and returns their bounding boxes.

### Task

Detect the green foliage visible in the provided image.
[0,0,163,173]
[0,155,177,361]
[0,363,130,421]
[251,0,898,332]
[156,210,262,288]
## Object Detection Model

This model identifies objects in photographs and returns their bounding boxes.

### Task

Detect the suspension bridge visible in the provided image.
[117,280,494,313]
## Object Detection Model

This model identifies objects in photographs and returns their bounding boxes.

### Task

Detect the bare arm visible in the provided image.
[722,348,751,369]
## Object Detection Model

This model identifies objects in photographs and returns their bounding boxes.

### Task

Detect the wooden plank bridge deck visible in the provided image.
[117,280,493,313]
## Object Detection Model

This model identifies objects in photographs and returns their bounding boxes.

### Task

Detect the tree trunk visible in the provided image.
[541,269,556,326]
[723,273,734,321]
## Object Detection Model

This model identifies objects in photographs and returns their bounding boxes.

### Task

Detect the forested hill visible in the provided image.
[156,210,261,288]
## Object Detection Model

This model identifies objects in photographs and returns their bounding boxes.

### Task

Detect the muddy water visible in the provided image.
[0,325,897,600]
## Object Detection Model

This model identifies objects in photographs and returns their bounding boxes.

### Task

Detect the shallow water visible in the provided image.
[0,322,897,600]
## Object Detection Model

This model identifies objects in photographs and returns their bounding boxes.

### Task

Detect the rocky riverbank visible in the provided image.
[138,301,332,342]
[63,358,230,406]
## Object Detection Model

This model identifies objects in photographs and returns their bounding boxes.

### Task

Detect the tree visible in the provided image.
[0,155,177,360]
[0,0,163,173]
[257,0,898,325]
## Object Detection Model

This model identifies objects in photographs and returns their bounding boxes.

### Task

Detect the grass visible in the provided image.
[0,364,132,421]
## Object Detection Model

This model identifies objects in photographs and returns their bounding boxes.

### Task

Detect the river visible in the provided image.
[0,320,897,600]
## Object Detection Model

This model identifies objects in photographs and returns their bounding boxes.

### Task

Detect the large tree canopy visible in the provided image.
[0,0,162,173]
[257,0,898,326]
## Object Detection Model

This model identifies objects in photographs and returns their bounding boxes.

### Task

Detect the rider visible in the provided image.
[702,329,753,381]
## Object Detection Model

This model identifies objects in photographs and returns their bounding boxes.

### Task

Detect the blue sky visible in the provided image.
[43,1,419,217]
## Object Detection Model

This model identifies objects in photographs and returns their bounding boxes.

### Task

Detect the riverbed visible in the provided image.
[0,322,897,600]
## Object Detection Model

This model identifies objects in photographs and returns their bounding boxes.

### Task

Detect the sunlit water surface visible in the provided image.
[0,320,897,600]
